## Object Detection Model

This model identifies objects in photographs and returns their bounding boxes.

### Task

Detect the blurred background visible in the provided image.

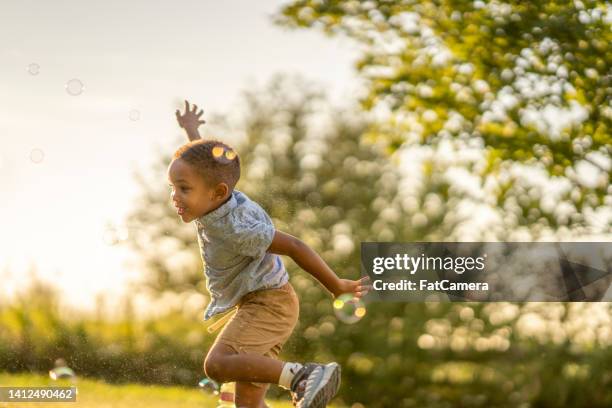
[1,1,610,407]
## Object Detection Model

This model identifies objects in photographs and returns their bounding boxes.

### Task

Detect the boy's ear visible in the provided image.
[214,183,229,200]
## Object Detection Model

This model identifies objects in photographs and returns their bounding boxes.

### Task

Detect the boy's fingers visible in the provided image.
[358,285,373,292]
[356,289,370,298]
[196,109,204,117]
[184,100,190,112]
[192,104,198,113]
[198,120,206,125]
[356,288,370,297]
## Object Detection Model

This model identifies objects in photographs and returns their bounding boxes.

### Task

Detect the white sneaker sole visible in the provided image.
[300,363,341,408]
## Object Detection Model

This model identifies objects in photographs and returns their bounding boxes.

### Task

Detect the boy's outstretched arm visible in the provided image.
[268,230,371,298]
[176,100,205,141]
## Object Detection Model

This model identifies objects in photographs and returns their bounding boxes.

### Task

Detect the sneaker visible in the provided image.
[290,362,341,408]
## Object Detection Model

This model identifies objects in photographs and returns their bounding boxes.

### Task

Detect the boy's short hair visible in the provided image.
[173,139,241,190]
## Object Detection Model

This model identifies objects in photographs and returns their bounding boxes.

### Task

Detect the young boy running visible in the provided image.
[168,101,369,408]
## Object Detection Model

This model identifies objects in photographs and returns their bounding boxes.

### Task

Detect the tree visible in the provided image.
[275,0,611,233]
[121,75,612,406]
[125,74,464,299]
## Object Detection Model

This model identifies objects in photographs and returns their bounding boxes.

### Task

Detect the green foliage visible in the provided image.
[114,75,612,406]
[276,0,611,231]
[0,282,211,386]
[1,281,611,407]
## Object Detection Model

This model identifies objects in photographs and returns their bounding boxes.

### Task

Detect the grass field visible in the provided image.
[0,372,334,408]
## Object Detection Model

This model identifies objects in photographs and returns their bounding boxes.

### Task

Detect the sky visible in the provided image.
[2,1,609,314]
[0,0,361,312]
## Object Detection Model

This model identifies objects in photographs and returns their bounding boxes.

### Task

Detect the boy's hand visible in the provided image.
[333,276,372,299]
[176,100,205,140]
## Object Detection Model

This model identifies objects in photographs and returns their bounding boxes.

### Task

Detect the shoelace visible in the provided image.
[291,379,307,406]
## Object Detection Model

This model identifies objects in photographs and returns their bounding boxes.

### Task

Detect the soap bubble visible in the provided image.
[333,294,366,324]
[128,109,140,121]
[30,148,44,163]
[27,63,40,75]
[65,79,84,96]
[198,378,219,395]
[49,358,76,380]
[49,366,75,380]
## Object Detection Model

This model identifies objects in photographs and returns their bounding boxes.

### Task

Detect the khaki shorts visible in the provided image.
[212,283,299,386]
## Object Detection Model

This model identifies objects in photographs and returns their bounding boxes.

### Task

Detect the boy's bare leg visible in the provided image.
[235,382,270,408]
[204,343,284,385]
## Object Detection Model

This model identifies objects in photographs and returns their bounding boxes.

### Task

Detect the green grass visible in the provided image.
[0,372,315,408]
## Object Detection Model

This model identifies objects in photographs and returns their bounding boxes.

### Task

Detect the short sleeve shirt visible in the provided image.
[195,190,288,320]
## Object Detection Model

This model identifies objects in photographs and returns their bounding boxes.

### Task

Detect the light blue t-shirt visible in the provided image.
[194,190,288,320]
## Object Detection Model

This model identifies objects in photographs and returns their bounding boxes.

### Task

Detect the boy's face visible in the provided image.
[167,158,227,223]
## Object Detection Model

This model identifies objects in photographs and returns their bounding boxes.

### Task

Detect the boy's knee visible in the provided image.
[203,353,225,382]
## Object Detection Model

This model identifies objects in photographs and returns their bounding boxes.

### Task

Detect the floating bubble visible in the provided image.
[212,146,237,161]
[128,109,140,121]
[49,366,75,380]
[49,359,76,380]
[27,63,40,75]
[30,148,44,163]
[212,146,224,158]
[198,378,219,395]
[333,294,366,324]
[65,78,84,96]
[103,224,129,245]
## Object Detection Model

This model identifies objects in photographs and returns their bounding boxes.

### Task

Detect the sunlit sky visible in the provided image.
[0,0,361,311]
